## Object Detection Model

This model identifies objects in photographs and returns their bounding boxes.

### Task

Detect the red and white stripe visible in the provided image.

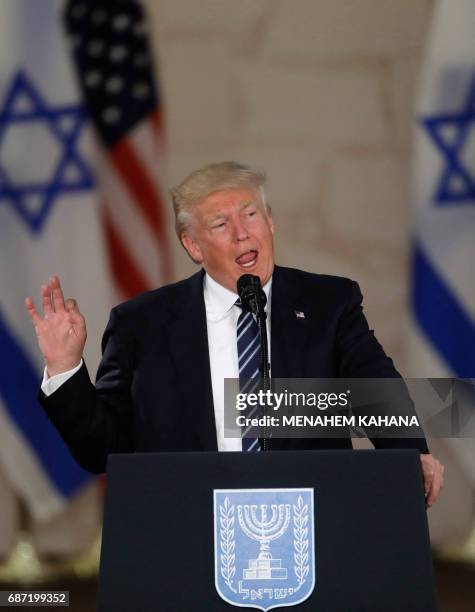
[96,112,172,300]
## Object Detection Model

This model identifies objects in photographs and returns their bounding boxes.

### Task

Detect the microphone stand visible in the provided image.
[254,290,270,451]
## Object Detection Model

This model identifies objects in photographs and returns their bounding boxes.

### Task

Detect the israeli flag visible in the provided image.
[411,0,475,377]
[0,0,113,520]
[410,0,475,482]
[214,488,315,611]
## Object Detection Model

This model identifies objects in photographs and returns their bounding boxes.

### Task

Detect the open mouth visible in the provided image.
[235,250,258,268]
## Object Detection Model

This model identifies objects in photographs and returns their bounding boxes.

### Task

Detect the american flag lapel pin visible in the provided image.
[295,310,305,319]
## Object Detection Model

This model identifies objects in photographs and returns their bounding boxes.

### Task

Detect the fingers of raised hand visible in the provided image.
[65,298,77,311]
[40,278,64,316]
[40,283,53,316]
[65,298,85,326]
[25,297,41,327]
[50,276,66,312]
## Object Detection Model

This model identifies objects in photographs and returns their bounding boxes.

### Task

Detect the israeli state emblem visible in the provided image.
[214,488,315,610]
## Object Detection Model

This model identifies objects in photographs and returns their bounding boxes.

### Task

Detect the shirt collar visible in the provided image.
[204,272,272,321]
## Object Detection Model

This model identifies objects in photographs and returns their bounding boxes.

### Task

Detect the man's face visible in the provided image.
[181,187,275,293]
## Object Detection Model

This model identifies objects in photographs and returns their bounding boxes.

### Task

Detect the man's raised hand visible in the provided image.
[25,276,87,377]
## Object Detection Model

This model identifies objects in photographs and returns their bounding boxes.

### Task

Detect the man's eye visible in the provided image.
[247,210,256,217]
[212,222,226,229]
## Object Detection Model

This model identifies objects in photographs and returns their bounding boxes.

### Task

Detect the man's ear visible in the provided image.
[268,213,274,235]
[266,205,275,235]
[181,232,203,264]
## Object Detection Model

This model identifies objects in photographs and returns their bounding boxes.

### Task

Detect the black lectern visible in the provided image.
[97,450,436,612]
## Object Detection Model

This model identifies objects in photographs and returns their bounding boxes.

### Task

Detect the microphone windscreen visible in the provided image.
[237,274,266,313]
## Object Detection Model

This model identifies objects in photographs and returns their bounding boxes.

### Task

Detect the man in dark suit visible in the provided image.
[25,161,444,504]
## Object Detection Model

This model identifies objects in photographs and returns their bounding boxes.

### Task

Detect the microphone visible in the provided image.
[237,274,267,315]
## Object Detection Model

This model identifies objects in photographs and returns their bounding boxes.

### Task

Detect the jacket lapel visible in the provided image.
[270,266,314,451]
[165,270,217,451]
[271,266,311,379]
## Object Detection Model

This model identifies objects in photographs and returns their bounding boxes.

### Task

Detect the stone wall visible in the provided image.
[145,0,434,371]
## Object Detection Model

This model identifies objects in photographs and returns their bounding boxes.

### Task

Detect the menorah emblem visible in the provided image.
[237,503,291,580]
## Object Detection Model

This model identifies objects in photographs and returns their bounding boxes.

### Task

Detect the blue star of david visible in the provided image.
[0,70,94,234]
[421,73,475,206]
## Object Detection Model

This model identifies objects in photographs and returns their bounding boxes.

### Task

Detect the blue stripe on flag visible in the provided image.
[0,307,91,496]
[412,243,475,377]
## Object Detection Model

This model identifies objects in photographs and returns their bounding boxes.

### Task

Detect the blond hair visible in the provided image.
[170,161,268,237]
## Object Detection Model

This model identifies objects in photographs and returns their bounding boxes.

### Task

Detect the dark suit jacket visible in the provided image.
[40,266,428,473]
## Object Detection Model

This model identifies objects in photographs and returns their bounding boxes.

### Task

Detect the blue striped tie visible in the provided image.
[236,299,261,452]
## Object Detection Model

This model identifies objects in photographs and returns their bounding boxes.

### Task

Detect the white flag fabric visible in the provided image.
[0,0,113,522]
[410,0,475,543]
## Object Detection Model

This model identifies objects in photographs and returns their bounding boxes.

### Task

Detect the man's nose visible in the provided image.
[232,218,249,241]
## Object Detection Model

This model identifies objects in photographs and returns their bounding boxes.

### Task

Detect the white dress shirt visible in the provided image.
[41,273,272,452]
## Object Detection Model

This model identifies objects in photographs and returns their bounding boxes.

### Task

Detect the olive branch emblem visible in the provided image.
[293,495,309,592]
[219,497,236,593]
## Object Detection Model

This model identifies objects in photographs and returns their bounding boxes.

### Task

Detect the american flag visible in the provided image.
[64,0,171,299]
